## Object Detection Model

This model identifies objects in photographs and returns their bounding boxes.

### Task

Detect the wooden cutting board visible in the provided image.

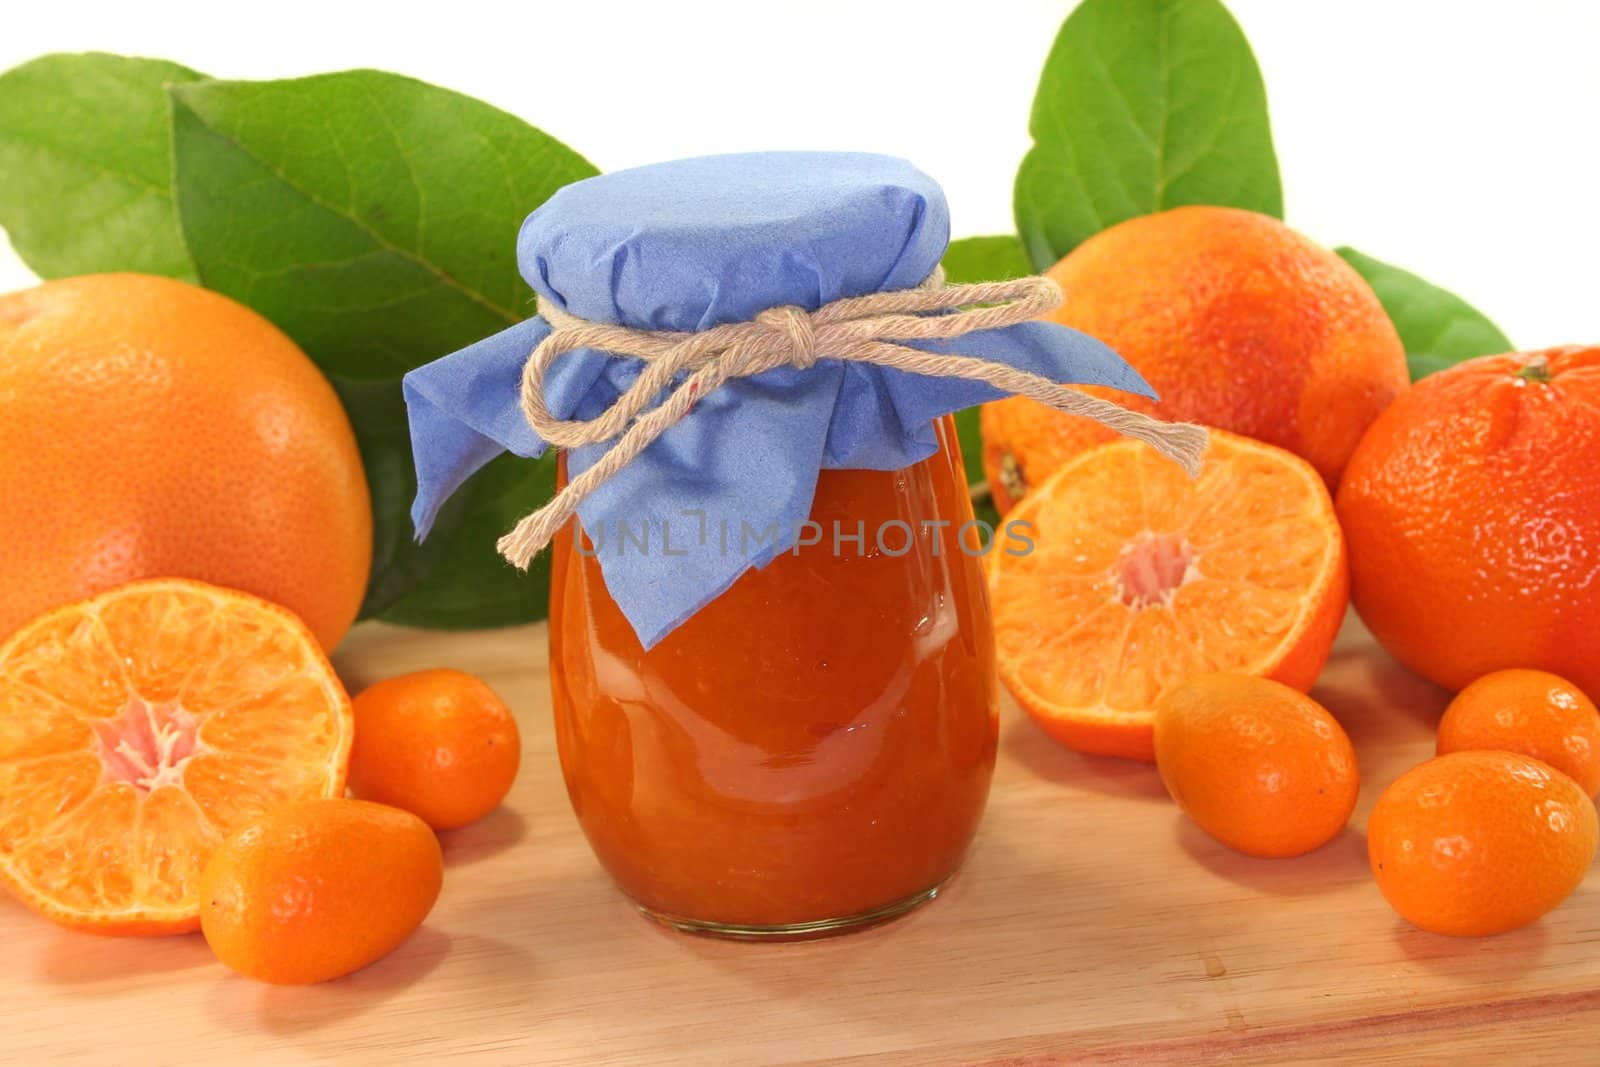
[4,615,1598,1065]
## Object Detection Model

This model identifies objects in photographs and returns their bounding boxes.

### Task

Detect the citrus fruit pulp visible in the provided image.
[0,579,353,934]
[989,430,1348,761]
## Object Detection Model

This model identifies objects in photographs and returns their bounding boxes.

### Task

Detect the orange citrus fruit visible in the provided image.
[1437,669,1600,796]
[349,669,521,831]
[200,798,442,984]
[0,273,372,650]
[1154,675,1359,858]
[1338,346,1600,696]
[981,398,1086,516]
[980,206,1408,512]
[1368,751,1597,936]
[988,429,1347,761]
[0,579,353,934]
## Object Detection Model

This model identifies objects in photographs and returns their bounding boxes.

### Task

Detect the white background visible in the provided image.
[2,0,1596,349]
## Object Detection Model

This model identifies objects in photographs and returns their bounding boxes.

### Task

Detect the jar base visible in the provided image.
[635,882,945,942]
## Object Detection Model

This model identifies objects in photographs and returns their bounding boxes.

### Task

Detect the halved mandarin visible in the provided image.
[988,430,1348,762]
[0,579,353,934]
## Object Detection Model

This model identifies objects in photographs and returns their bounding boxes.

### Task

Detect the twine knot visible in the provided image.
[497,273,1209,569]
[754,305,818,370]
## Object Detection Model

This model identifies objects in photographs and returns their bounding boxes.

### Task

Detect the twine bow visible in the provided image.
[498,271,1208,568]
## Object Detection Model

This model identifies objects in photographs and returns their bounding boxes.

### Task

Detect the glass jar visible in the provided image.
[549,414,997,938]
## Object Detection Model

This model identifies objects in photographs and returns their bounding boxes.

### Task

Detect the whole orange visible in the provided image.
[200,798,442,984]
[349,669,522,830]
[1437,669,1600,796]
[980,206,1408,512]
[0,273,371,649]
[1337,347,1600,696]
[1153,674,1359,857]
[1368,751,1597,937]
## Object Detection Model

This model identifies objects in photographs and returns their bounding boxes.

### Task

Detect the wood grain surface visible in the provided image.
[4,615,1597,1066]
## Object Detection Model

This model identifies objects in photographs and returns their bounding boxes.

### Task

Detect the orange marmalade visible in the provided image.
[549,416,997,936]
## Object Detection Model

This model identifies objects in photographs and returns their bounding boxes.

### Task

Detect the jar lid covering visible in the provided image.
[404,152,1154,647]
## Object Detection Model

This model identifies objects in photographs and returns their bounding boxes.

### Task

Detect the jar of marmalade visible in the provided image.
[403,151,1173,941]
[549,414,997,937]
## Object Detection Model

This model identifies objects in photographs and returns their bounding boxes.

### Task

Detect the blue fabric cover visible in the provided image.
[404,152,1152,648]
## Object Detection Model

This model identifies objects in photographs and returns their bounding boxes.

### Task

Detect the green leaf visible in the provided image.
[171,69,598,627]
[0,53,204,280]
[330,376,467,619]
[170,69,596,380]
[953,406,988,492]
[971,495,1001,530]
[942,234,1032,284]
[942,235,1029,499]
[1336,247,1514,381]
[378,453,558,630]
[1014,0,1282,270]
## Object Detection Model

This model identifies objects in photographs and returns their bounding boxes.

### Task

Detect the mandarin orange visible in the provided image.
[988,430,1347,761]
[0,579,353,934]
[1338,347,1600,696]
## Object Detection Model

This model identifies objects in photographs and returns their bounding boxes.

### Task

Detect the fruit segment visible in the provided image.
[138,787,222,910]
[0,579,353,933]
[4,611,133,719]
[989,430,1348,761]
[0,681,92,761]
[13,785,142,917]
[0,753,101,852]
